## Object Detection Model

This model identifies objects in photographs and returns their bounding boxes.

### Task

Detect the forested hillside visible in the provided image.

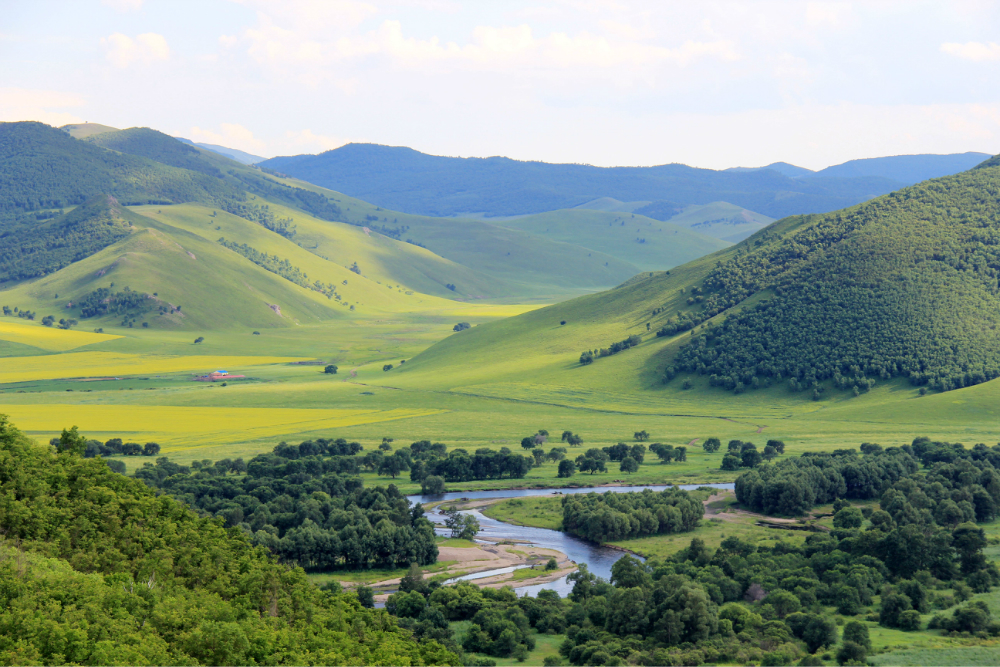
[667,156,1000,395]
[0,416,456,665]
[260,143,979,219]
[0,122,239,218]
[0,194,136,283]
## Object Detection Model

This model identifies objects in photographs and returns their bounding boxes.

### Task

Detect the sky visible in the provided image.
[2,0,1000,169]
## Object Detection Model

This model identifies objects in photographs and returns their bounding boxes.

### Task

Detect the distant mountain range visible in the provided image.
[260,145,991,220]
[175,137,264,165]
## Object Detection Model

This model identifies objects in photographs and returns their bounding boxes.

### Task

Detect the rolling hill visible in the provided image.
[395,152,1000,402]
[259,143,988,220]
[495,208,730,271]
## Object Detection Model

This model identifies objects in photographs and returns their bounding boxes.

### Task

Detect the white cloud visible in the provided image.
[101,0,144,11]
[941,41,1000,62]
[805,2,853,28]
[286,129,349,152]
[0,87,86,126]
[189,123,268,154]
[102,32,170,68]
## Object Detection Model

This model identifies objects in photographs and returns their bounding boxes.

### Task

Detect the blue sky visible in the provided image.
[2,0,999,168]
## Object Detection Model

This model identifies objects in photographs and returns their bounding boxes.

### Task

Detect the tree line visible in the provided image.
[134,438,439,571]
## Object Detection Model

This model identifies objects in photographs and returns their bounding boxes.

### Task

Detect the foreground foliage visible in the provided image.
[0,416,456,665]
[135,439,439,572]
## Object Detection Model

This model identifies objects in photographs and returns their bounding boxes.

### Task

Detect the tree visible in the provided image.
[721,454,742,471]
[443,509,480,540]
[42,315,55,327]
[620,457,638,474]
[521,437,536,450]
[377,456,402,478]
[194,336,204,344]
[142,442,161,456]
[545,558,558,571]
[634,430,649,441]
[122,442,142,456]
[766,589,800,618]
[703,437,721,453]
[766,439,786,454]
[836,641,866,666]
[802,615,837,653]
[324,364,338,374]
[532,448,545,466]
[356,585,375,608]
[421,475,446,494]
[557,460,576,478]
[383,364,394,371]
[763,445,778,461]
[55,426,87,456]
[841,621,870,650]
[546,447,567,462]
[561,431,573,442]
[579,351,593,365]
[453,322,471,332]
[833,507,863,529]
[399,563,429,594]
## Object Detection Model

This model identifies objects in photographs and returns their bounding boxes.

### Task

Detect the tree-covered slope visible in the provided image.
[0,122,239,218]
[667,158,1000,395]
[86,126,225,177]
[0,415,456,665]
[0,194,138,285]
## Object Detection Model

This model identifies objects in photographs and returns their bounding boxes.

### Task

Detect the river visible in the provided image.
[411,482,734,597]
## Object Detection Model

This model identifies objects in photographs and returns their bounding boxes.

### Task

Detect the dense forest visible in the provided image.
[408,443,535,483]
[734,446,920,515]
[0,416,456,665]
[0,194,134,283]
[561,487,704,542]
[667,159,1000,395]
[0,122,240,218]
[135,439,439,571]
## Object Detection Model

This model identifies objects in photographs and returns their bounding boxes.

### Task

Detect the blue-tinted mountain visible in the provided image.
[806,152,990,183]
[263,144,987,220]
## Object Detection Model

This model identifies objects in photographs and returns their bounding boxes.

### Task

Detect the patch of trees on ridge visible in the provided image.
[135,437,438,571]
[663,164,1000,395]
[579,334,642,365]
[218,238,340,299]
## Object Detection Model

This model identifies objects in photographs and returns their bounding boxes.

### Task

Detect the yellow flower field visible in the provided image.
[0,351,307,383]
[2,404,447,448]
[0,320,121,351]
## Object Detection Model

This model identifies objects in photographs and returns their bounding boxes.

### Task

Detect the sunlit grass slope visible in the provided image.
[0,319,121,351]
[495,208,730,271]
[265,175,644,296]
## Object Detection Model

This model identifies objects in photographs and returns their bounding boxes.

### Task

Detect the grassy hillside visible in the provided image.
[261,173,646,297]
[495,208,729,271]
[394,156,1000,406]
[60,122,119,138]
[655,201,775,242]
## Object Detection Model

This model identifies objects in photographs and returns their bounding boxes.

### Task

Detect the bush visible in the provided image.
[835,641,866,666]
[897,609,922,631]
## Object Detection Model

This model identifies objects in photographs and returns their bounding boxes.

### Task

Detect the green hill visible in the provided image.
[495,208,730,271]
[0,415,454,665]
[397,154,1000,401]
[0,121,239,219]
[653,201,775,242]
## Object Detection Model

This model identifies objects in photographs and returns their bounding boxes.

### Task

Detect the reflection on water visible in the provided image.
[417,483,734,597]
